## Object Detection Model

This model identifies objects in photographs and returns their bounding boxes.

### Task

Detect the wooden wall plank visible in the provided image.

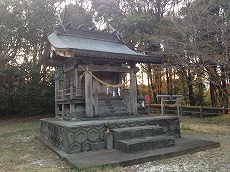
[129,68,138,115]
[85,66,94,117]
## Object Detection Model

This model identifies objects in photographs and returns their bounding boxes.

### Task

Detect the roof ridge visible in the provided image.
[55,26,124,44]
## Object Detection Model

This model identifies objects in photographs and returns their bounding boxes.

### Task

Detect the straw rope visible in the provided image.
[79,68,135,88]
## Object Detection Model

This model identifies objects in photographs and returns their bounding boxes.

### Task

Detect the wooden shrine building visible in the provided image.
[38,26,215,163]
[44,26,165,119]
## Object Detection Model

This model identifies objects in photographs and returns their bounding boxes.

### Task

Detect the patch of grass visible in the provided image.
[180,123,196,132]
[180,115,230,126]
[180,115,230,135]
[201,115,230,125]
[0,117,123,172]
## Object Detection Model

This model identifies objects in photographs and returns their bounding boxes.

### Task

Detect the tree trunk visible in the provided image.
[147,64,157,103]
[220,66,228,108]
[197,71,204,105]
[166,68,172,95]
[157,68,162,104]
[187,69,195,106]
[210,81,217,107]
[228,94,230,116]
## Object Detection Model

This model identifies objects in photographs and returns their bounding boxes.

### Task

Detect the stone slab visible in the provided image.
[40,115,179,128]
[91,142,105,151]
[37,136,220,170]
[112,125,163,132]
[118,135,175,153]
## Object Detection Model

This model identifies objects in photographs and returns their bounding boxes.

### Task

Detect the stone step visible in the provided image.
[112,125,163,149]
[97,98,128,116]
[98,112,129,117]
[117,135,175,153]
[97,104,126,109]
[98,107,127,112]
[98,96,122,100]
[112,125,163,139]
[98,102,126,107]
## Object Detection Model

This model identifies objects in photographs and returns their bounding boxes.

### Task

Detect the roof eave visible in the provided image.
[73,49,163,64]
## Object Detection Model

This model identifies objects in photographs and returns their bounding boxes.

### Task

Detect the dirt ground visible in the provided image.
[0,115,229,172]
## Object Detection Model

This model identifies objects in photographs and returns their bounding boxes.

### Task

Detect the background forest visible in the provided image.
[1,0,230,117]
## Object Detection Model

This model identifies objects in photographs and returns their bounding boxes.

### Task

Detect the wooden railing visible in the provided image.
[56,86,83,100]
[147,104,228,117]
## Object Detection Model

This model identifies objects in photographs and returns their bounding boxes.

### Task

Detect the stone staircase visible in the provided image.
[98,96,128,116]
[112,125,175,153]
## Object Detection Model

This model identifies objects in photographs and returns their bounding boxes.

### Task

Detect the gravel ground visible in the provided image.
[123,133,230,172]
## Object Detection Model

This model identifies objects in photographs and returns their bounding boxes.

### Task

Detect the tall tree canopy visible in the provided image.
[1,0,230,117]
[0,0,95,116]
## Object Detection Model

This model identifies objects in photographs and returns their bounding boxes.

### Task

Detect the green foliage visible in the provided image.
[138,84,148,96]
[0,64,55,116]
[63,3,95,29]
[2,0,230,117]
[90,0,123,29]
[0,0,60,117]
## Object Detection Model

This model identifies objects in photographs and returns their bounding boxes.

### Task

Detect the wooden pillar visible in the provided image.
[54,74,60,118]
[85,66,94,117]
[70,103,74,118]
[70,85,73,99]
[176,97,180,119]
[62,104,65,118]
[129,67,138,115]
[74,67,81,96]
[74,67,78,87]
[161,97,164,115]
[69,85,74,118]
[93,89,98,116]
[200,106,203,118]
[114,73,119,97]
[63,64,67,90]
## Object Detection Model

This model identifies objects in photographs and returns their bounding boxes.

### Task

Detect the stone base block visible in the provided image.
[39,116,180,154]
[91,142,105,151]
[118,135,175,153]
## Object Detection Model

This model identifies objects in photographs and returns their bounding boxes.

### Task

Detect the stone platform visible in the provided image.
[36,135,220,169]
[37,115,220,169]
[39,115,180,154]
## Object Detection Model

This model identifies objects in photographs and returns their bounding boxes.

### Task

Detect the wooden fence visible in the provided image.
[146,104,228,117]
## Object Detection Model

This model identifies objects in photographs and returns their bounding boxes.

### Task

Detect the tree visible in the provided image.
[0,0,60,116]
[157,0,230,109]
[0,0,98,116]
[62,3,95,29]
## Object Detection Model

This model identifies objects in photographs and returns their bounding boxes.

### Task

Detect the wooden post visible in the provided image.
[180,105,183,116]
[74,67,80,96]
[161,97,164,115]
[129,67,138,115]
[85,66,94,117]
[70,85,74,119]
[176,97,180,119]
[113,73,119,97]
[93,89,98,116]
[62,104,65,118]
[223,106,226,116]
[228,95,230,116]
[54,74,60,118]
[70,85,73,99]
[63,72,66,91]
[70,103,74,119]
[61,90,64,100]
[200,106,203,118]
